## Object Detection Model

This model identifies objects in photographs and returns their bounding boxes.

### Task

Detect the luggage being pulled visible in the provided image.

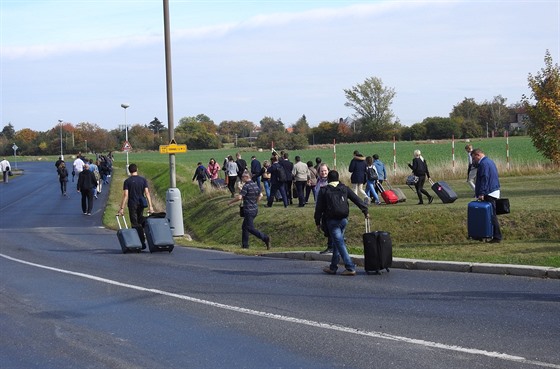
[385,181,406,203]
[116,215,143,254]
[144,213,174,253]
[429,179,458,204]
[376,182,398,205]
[467,201,493,240]
[211,178,227,189]
[363,219,392,274]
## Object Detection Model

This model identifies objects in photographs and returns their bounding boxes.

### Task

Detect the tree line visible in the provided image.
[1,52,557,163]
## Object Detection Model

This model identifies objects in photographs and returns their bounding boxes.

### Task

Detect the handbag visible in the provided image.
[239,205,244,217]
[139,196,148,208]
[406,174,419,186]
[495,198,510,215]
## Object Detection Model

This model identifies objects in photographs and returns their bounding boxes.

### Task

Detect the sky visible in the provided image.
[1,0,559,133]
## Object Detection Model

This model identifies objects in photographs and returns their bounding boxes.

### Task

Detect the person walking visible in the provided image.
[408,149,434,205]
[0,157,11,183]
[465,144,477,192]
[250,155,262,190]
[228,171,270,249]
[225,155,239,197]
[471,148,502,243]
[348,150,368,203]
[57,162,69,195]
[266,156,288,208]
[207,158,221,181]
[117,164,155,249]
[77,163,97,215]
[364,156,381,205]
[261,160,271,201]
[192,162,209,193]
[373,154,387,190]
[314,170,369,276]
[314,163,333,254]
[279,152,294,205]
[292,155,309,207]
[305,161,318,204]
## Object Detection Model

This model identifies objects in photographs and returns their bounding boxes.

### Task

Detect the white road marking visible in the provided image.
[2,252,559,369]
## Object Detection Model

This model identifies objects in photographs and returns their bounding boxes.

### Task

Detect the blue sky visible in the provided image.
[1,0,559,133]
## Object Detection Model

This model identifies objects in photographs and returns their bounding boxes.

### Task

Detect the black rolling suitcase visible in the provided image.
[144,213,174,253]
[116,215,143,254]
[363,219,392,274]
[429,179,458,203]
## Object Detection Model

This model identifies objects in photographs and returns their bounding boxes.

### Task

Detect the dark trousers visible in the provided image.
[80,189,94,213]
[284,181,293,203]
[267,182,288,207]
[227,176,237,196]
[484,195,503,240]
[414,175,432,203]
[59,180,67,194]
[128,204,147,245]
[295,181,306,206]
[242,212,268,248]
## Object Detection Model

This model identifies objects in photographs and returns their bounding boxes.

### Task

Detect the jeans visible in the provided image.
[242,212,268,248]
[364,180,379,203]
[305,185,316,203]
[263,180,271,200]
[267,182,288,207]
[59,180,67,194]
[326,218,355,272]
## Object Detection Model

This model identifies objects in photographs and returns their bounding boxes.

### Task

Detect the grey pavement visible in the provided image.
[264,251,560,279]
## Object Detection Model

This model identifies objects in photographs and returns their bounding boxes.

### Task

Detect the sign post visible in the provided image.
[12,143,18,170]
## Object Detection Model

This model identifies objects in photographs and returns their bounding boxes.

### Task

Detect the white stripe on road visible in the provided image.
[2,253,558,369]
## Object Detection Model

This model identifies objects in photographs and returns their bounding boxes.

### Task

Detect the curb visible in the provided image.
[262,251,560,279]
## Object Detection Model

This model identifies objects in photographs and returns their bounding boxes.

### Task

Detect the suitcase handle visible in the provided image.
[428,178,435,186]
[116,215,129,230]
[365,218,371,233]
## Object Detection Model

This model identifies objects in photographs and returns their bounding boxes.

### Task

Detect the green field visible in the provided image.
[91,136,560,268]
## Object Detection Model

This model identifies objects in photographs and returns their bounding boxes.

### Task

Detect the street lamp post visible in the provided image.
[58,119,64,160]
[121,103,130,174]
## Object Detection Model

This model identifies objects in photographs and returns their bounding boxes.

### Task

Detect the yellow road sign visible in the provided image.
[159,144,187,154]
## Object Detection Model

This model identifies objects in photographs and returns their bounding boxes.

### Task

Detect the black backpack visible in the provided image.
[275,163,287,182]
[366,166,378,181]
[324,184,349,219]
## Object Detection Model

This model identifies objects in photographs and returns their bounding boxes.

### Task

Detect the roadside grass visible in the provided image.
[104,159,560,267]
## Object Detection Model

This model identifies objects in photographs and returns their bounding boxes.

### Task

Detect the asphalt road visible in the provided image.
[1,162,559,369]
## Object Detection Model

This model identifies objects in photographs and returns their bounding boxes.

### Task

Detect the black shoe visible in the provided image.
[428,196,434,204]
[417,202,424,205]
[264,237,271,250]
[242,245,249,249]
[319,248,333,254]
[488,238,502,244]
[141,243,147,250]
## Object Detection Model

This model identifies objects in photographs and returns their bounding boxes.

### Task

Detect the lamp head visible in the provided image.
[121,104,130,109]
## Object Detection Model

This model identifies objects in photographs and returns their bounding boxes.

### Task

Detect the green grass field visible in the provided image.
[94,136,560,268]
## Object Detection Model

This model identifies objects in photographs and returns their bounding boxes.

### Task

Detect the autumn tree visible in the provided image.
[176,116,221,149]
[344,76,396,140]
[523,50,560,164]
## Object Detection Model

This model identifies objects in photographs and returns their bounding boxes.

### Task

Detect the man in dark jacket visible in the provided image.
[279,152,294,204]
[314,170,369,276]
[472,148,502,243]
[266,156,288,208]
[77,163,98,215]
[250,155,262,190]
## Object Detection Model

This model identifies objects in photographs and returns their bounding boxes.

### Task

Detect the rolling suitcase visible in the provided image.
[385,181,406,203]
[116,215,143,254]
[376,182,398,204]
[429,179,458,203]
[144,214,175,253]
[363,219,392,274]
[467,201,493,240]
[211,178,227,189]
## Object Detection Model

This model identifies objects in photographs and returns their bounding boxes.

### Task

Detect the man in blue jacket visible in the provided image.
[471,148,502,243]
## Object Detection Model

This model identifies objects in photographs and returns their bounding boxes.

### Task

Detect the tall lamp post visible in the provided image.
[121,103,130,174]
[58,119,64,160]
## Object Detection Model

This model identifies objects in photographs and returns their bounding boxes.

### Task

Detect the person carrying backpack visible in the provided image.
[192,162,209,193]
[314,170,369,276]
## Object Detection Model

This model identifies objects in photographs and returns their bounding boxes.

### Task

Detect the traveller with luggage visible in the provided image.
[408,149,434,205]
[314,170,369,276]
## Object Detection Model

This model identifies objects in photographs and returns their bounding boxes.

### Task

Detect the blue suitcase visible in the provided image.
[467,201,493,240]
